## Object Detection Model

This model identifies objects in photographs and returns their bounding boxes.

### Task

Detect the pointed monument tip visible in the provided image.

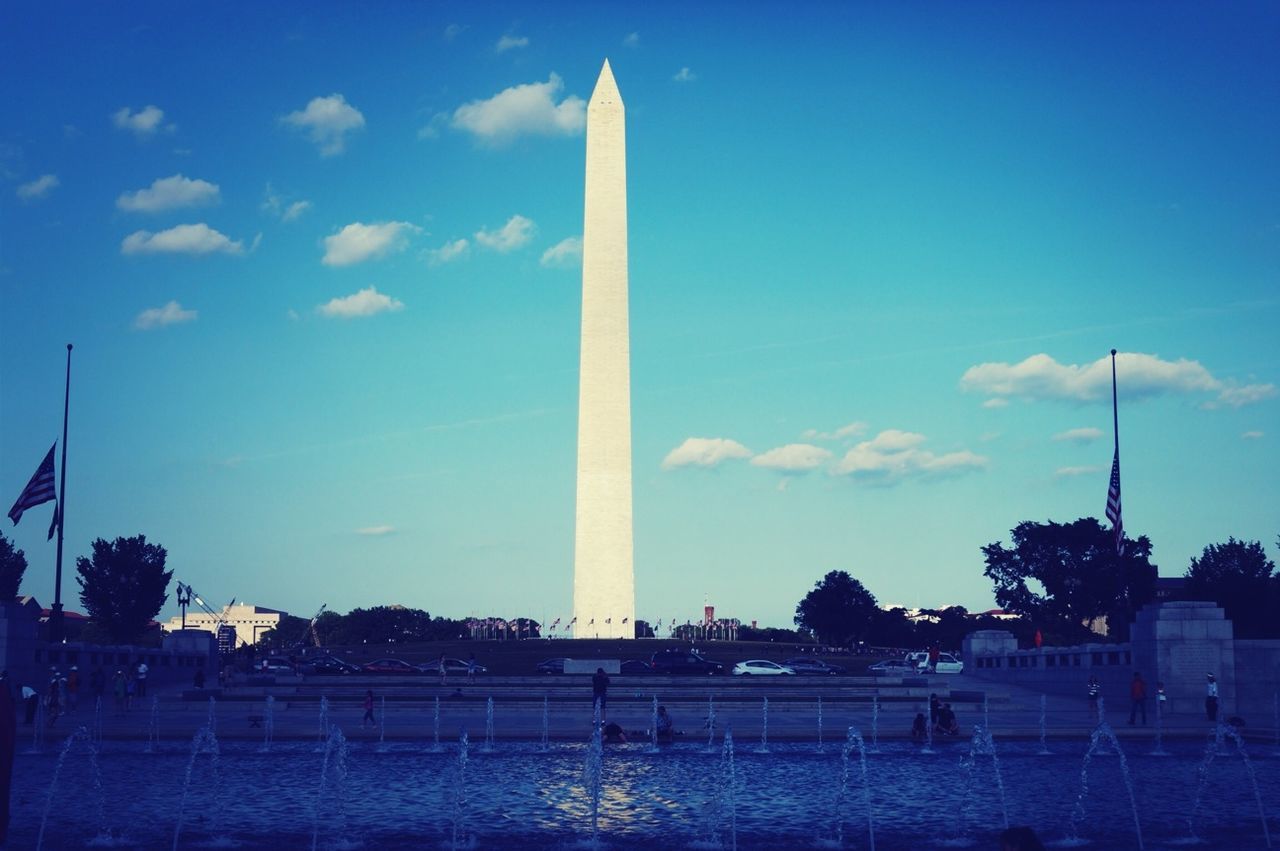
[591,58,621,102]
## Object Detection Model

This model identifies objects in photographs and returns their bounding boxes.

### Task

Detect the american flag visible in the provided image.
[1106,448,1123,556]
[8,443,57,533]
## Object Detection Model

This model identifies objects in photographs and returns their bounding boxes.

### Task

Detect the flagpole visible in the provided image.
[1110,348,1119,459]
[50,343,73,642]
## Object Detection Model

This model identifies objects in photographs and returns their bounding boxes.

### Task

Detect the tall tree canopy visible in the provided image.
[794,570,878,646]
[0,532,28,599]
[1184,537,1278,639]
[983,518,1156,641]
[76,535,172,644]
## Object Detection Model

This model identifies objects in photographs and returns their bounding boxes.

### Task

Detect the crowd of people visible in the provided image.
[16,659,156,727]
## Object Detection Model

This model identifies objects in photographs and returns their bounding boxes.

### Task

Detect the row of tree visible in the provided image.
[793,517,1280,646]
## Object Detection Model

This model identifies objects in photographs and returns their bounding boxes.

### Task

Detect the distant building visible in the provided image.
[163,603,287,649]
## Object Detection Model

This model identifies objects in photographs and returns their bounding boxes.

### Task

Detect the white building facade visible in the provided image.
[163,603,287,648]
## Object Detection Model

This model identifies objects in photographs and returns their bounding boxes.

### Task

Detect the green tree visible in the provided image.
[0,532,28,599]
[983,518,1156,641]
[794,570,878,646]
[75,535,173,644]
[1185,537,1278,639]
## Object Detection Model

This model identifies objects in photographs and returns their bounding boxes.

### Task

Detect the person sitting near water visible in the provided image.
[603,721,627,743]
[655,705,674,742]
[1000,826,1046,851]
[934,703,960,735]
[911,712,927,741]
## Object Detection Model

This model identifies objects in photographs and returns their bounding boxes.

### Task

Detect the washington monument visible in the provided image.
[573,59,634,639]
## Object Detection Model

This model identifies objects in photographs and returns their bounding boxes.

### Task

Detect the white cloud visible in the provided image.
[282,93,365,156]
[750,444,832,472]
[322,221,418,266]
[1052,427,1103,444]
[428,238,470,265]
[961,351,1275,408]
[444,23,464,40]
[121,223,244,256]
[661,437,752,470]
[475,214,535,252]
[356,525,396,536]
[623,32,640,47]
[16,173,58,201]
[112,105,172,138]
[261,185,311,222]
[801,421,868,441]
[540,236,582,268]
[1242,430,1264,440]
[117,174,219,212]
[316,286,405,319]
[982,398,1009,409]
[1055,465,1103,478]
[832,429,988,483]
[673,67,696,82]
[495,34,529,52]
[134,300,196,330]
[450,74,585,143]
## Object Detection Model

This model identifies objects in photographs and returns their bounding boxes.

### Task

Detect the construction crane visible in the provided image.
[175,581,237,656]
[291,604,327,651]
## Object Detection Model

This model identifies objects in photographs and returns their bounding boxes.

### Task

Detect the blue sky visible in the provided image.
[3,2,1277,632]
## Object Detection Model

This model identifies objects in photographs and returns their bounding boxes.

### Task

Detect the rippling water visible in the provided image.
[10,735,1278,849]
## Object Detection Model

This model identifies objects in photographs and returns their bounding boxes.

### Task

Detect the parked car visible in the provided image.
[361,658,423,675]
[650,649,724,675]
[536,658,568,674]
[260,657,295,674]
[782,657,845,675]
[620,659,654,675]
[732,659,796,676]
[302,655,361,675]
[427,657,487,675]
[866,659,915,675]
[919,653,965,674]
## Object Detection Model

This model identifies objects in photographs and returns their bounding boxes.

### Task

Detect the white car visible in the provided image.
[732,659,796,676]
[918,653,965,674]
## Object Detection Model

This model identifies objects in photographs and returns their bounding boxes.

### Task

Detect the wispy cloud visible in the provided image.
[673,67,696,83]
[1052,427,1103,444]
[661,437,752,470]
[117,174,219,212]
[134,300,196,330]
[1242,430,1264,440]
[261,184,311,222]
[1055,465,1102,478]
[832,430,988,484]
[801,422,867,441]
[427,238,470,265]
[112,105,173,138]
[282,93,365,156]
[121,223,243,256]
[750,444,832,472]
[961,351,1276,409]
[540,236,582,268]
[449,74,585,143]
[316,286,405,319]
[16,173,58,201]
[476,215,535,252]
[623,32,640,47]
[495,34,528,53]
[982,398,1009,409]
[356,525,396,536]
[322,221,418,266]
[443,23,464,41]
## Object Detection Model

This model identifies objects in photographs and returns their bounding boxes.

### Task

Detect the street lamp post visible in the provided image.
[176,583,193,630]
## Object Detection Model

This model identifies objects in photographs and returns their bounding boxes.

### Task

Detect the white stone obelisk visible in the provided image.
[573,59,634,640]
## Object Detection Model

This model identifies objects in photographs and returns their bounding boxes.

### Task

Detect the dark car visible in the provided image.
[536,658,568,674]
[782,657,846,675]
[650,649,723,675]
[425,658,488,675]
[620,659,654,675]
[362,658,423,675]
[302,655,361,675]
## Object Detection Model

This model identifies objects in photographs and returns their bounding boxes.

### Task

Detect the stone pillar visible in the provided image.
[1130,600,1235,716]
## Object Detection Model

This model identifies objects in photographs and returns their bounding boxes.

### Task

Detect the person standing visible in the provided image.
[111,670,126,714]
[66,666,79,712]
[1205,673,1219,722]
[21,684,38,725]
[1086,674,1101,722]
[362,689,376,728]
[90,666,105,704]
[437,654,447,686]
[1128,672,1147,725]
[467,654,478,684]
[135,660,149,698]
[591,667,610,720]
[0,678,17,845]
